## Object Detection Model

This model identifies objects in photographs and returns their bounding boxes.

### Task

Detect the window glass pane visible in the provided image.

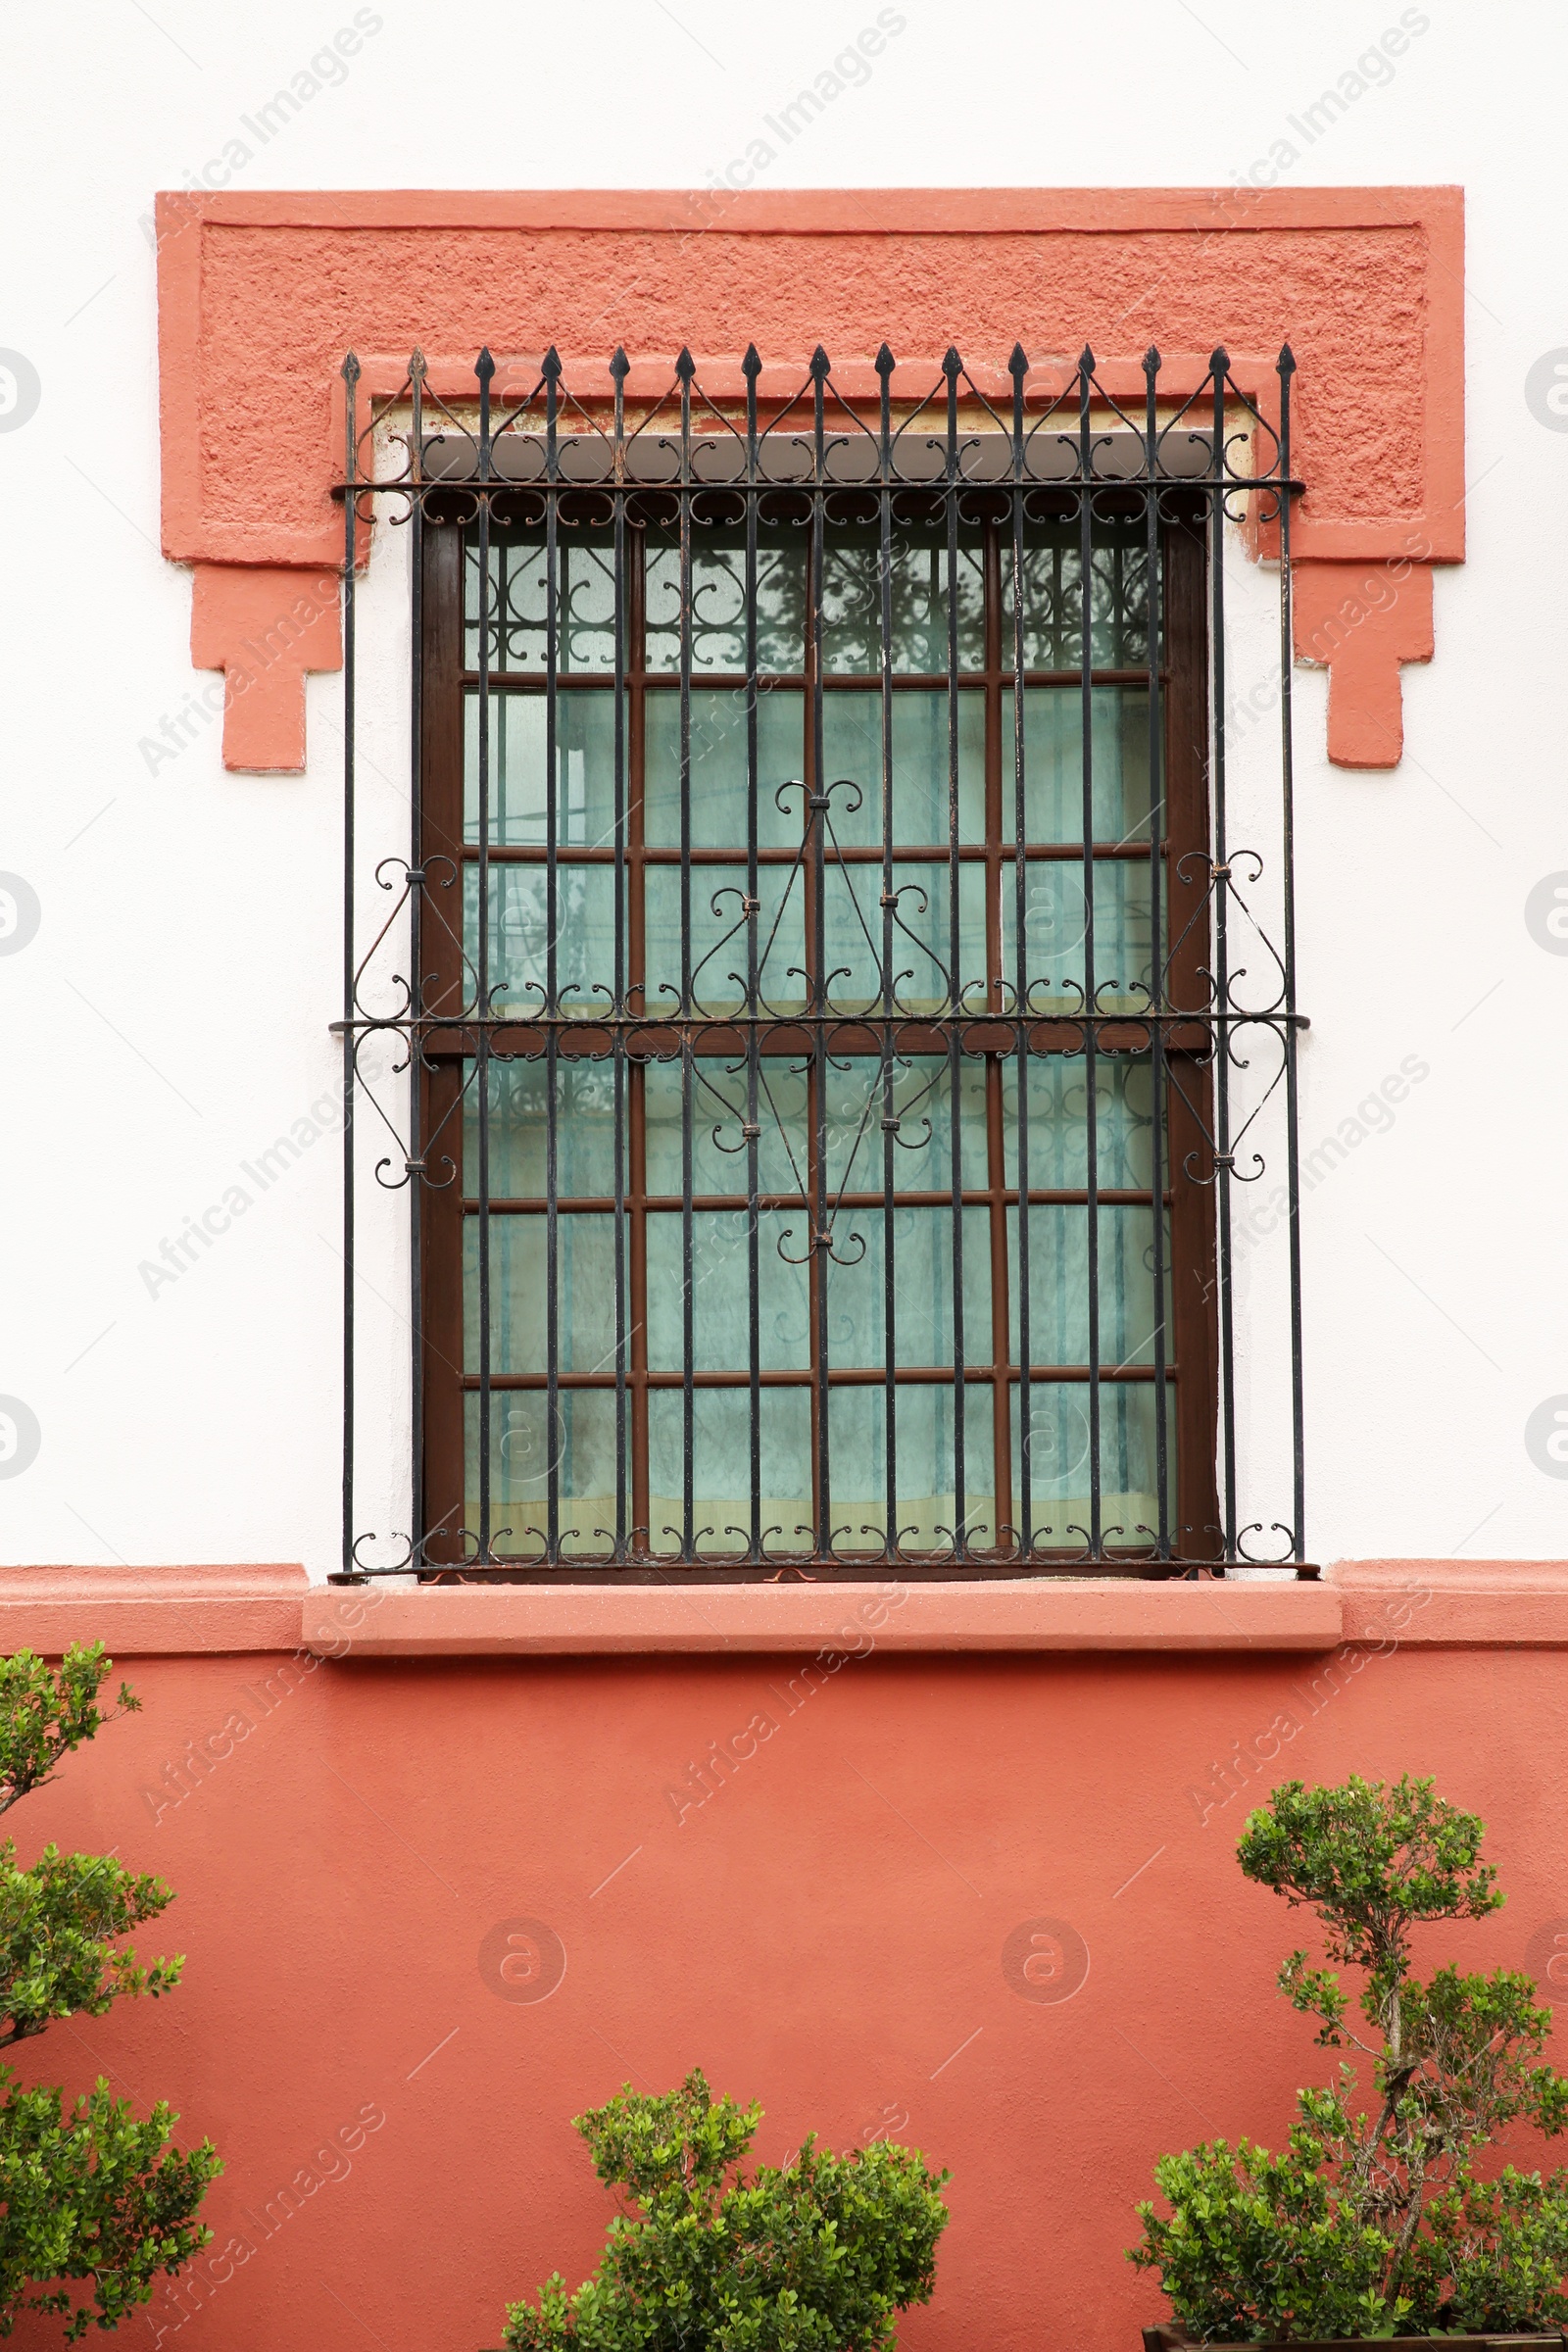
[1002,859,1155,1011]
[647,1388,813,1559]
[466,530,618,674]
[466,1393,625,1558]
[820,527,985,673]
[823,860,986,1014]
[645,1212,810,1373]
[1006,1205,1172,1370]
[465,1054,622,1197]
[645,529,808,673]
[466,690,623,847]
[645,687,803,849]
[1000,686,1152,844]
[641,1054,990,1204]
[829,1384,996,1551]
[820,690,985,847]
[644,863,805,1015]
[820,1054,989,1194]
[826,1205,991,1370]
[1004,1054,1158,1191]
[466,1212,621,1376]
[466,864,619,1015]
[1002,520,1151,669]
[645,1056,807,1198]
[1011,1380,1171,1551]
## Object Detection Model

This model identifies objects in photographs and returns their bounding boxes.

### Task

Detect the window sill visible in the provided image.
[302,1574,1343,1657]
[4,1561,1566,1659]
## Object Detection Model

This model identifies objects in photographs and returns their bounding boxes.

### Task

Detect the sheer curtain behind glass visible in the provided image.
[458,509,1174,1562]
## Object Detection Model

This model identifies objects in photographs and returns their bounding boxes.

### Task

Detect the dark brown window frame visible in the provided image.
[414,500,1220,1580]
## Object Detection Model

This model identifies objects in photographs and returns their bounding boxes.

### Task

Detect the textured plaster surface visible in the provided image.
[8,1611,1566,2352]
[155,187,1463,769]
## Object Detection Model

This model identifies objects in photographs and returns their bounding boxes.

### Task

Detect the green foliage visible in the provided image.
[0,2081,217,2341]
[0,1645,217,2338]
[0,1848,183,2049]
[0,1646,140,1821]
[501,2069,949,2352]
[1130,1775,1568,2339]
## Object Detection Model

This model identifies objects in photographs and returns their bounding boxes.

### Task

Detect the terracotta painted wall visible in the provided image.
[13,1605,1568,2352]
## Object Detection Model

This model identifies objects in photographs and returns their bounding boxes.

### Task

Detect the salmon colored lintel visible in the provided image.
[155,184,1464,774]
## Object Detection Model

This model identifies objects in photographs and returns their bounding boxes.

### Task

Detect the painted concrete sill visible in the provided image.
[3,1562,1568,1658]
[0,1564,308,1655]
[302,1574,1344,1657]
[297,1560,1568,1658]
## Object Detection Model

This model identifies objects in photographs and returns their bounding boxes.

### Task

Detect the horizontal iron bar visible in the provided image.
[459,1363,1176,1388]
[461,669,1164,689]
[334,473,1304,497]
[328,1559,1315,1583]
[330,1011,1312,1031]
[466,1188,1169,1212]
[458,841,1162,863]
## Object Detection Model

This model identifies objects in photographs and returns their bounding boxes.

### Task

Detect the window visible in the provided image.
[340,346,1306,1581]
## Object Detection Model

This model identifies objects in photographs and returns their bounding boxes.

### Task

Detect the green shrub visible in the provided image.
[0,1643,218,2337]
[1130,1775,1568,2339]
[500,2069,949,2352]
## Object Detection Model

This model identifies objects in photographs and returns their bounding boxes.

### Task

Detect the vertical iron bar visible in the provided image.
[1144,347,1172,1560]
[543,349,562,1564]
[943,347,966,1560]
[744,345,763,1564]
[612,347,630,1563]
[1008,344,1031,1558]
[340,352,360,1579]
[1277,346,1305,1564]
[810,346,831,1558]
[677,349,696,1558]
[475,346,495,1560]
[877,343,898,1564]
[1209,348,1238,1564]
[1077,349,1102,1559]
[408,353,426,1563]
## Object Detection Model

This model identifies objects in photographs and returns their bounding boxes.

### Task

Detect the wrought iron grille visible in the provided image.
[332,341,1308,1583]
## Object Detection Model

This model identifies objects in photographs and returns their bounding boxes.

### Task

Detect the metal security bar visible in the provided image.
[332,341,1308,1583]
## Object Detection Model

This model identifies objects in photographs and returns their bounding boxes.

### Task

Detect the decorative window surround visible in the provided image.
[154,186,1464,775]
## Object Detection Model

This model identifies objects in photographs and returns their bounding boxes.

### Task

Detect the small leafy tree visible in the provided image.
[500,2069,949,2352]
[1131,1776,1568,2339]
[0,1643,218,2338]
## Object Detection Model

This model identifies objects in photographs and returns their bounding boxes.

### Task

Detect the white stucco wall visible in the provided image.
[3,0,1564,1576]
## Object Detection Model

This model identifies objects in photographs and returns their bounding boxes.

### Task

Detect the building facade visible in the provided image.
[5,6,1568,2347]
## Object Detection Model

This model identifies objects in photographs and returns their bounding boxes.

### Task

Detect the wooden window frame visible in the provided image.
[415,504,1219,1580]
